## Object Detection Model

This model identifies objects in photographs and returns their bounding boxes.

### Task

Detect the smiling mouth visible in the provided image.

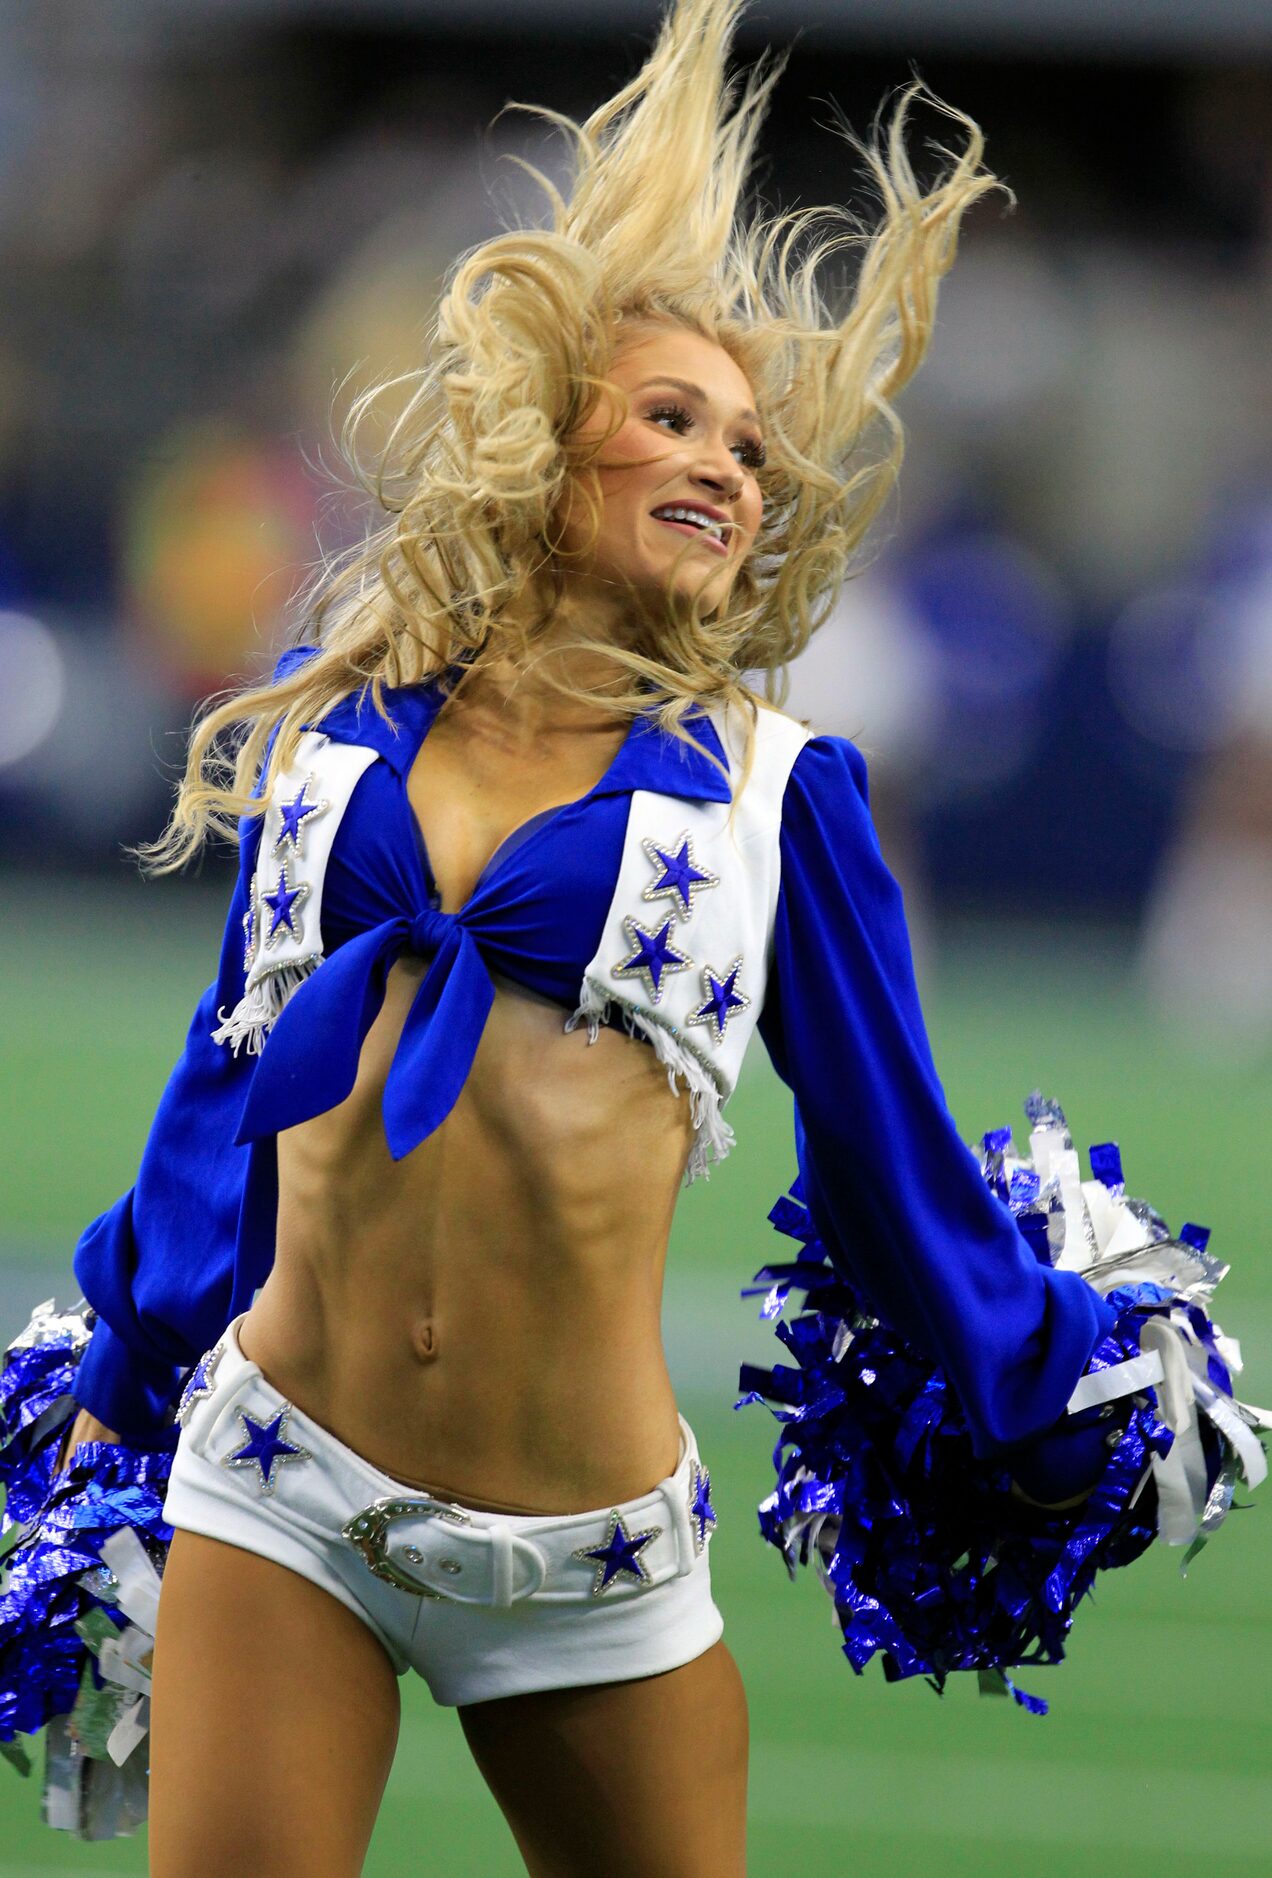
[651,515,731,558]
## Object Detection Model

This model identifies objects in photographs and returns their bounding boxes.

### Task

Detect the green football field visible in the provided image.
[2,877,1270,1875]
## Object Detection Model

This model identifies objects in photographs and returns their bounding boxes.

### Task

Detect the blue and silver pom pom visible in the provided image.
[0,1299,174,1838]
[739,1093,1271,1715]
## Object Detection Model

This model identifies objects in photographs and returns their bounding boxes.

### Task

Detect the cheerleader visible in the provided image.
[3,1,1262,1869]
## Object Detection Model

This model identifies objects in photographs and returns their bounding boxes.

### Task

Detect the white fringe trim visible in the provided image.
[565,977,735,1186]
[211,956,321,1057]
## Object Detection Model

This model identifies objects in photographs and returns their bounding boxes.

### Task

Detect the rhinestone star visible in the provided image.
[641,831,719,921]
[261,863,309,947]
[220,1405,311,1494]
[274,776,328,858]
[685,958,750,1044]
[613,915,692,1005]
[689,1462,717,1554]
[572,1509,663,1596]
[176,1340,224,1428]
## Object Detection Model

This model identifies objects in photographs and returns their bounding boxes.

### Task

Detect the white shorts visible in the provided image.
[162,1315,724,1707]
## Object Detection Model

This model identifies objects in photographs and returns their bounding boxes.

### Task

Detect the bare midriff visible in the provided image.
[236,958,697,1517]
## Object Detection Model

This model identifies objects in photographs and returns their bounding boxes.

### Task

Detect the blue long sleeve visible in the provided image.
[68,652,328,1440]
[71,818,267,1442]
[757,735,1118,1477]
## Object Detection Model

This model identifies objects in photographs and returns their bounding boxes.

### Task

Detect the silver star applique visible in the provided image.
[176,1339,225,1428]
[640,830,719,922]
[612,915,693,1006]
[684,957,751,1045]
[272,774,330,861]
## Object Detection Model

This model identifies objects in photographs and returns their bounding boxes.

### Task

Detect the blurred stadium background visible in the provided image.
[2,0,1271,1871]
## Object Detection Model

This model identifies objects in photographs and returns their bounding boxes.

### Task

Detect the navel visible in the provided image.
[412,1318,438,1362]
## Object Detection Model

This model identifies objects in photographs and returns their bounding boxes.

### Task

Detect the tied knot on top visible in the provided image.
[408,903,457,956]
[235,902,494,1163]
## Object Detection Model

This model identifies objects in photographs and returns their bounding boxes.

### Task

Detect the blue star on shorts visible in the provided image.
[613,915,692,1005]
[220,1405,312,1494]
[572,1509,663,1596]
[176,1340,224,1427]
[689,1462,717,1554]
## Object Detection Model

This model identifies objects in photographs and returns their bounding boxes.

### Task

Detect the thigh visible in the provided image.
[148,1529,402,1878]
[458,1638,748,1877]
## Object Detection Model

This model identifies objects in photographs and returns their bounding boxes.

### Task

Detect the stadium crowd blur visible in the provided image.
[2,6,1271,1054]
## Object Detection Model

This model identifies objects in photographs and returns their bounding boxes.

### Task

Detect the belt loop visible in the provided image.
[489,1522,515,1609]
[676,1414,693,1474]
[196,1376,253,1458]
[662,1467,697,1578]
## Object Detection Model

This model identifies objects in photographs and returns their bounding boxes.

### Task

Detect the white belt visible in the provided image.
[343,1430,707,1609]
[179,1318,712,1608]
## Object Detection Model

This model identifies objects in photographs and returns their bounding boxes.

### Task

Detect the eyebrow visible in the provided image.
[635,375,762,429]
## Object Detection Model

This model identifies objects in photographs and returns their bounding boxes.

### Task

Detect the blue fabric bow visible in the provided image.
[235,905,495,1161]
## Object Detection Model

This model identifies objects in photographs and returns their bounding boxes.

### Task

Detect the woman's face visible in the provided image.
[555,324,765,615]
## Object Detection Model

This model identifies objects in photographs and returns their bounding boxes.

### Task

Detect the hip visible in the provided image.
[163,1313,722,1705]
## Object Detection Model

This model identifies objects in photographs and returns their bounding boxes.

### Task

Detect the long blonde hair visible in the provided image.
[145,0,1009,870]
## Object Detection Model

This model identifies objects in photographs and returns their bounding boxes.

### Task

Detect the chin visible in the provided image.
[670,577,731,614]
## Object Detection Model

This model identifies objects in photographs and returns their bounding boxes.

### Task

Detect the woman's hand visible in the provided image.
[56,1406,122,1476]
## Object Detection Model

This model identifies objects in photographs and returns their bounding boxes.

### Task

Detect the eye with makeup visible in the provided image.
[645,401,768,472]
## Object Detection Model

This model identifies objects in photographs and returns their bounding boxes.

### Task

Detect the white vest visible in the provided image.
[214,701,812,1185]
[567,699,811,1180]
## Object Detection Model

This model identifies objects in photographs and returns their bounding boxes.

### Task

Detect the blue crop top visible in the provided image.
[70,651,1117,1497]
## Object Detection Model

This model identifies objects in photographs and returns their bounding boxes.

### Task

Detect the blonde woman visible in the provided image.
[9,1,1132,1870]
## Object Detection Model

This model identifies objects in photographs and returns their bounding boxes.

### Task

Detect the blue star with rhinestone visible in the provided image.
[641,830,719,922]
[613,915,692,1005]
[176,1340,224,1428]
[274,775,327,858]
[572,1509,663,1596]
[685,957,750,1044]
[261,863,309,946]
[220,1405,311,1494]
[689,1462,717,1554]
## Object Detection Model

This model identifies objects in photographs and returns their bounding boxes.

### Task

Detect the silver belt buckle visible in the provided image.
[342,1495,473,1599]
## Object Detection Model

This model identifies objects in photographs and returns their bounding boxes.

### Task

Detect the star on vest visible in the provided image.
[613,914,693,1004]
[686,958,750,1044]
[261,861,309,948]
[212,702,813,1184]
[641,830,719,919]
[212,731,377,1057]
[568,700,811,1180]
[273,774,328,858]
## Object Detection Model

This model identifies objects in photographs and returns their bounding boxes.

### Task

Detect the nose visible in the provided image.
[691,452,743,502]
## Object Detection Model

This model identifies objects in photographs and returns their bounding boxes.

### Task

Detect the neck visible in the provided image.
[456,573,651,733]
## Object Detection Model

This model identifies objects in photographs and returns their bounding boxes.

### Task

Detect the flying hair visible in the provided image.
[141,0,1010,871]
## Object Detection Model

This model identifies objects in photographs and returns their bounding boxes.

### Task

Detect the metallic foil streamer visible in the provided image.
[1,1301,173,1838]
[744,1093,1270,1715]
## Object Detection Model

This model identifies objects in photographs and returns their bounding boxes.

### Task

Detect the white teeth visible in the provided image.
[653,506,725,542]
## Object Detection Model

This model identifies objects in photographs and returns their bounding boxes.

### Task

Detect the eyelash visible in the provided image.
[646,402,768,472]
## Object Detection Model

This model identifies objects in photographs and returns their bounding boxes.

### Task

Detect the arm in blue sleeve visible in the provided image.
[67,653,329,1438]
[70,817,264,1440]
[757,735,1118,1481]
